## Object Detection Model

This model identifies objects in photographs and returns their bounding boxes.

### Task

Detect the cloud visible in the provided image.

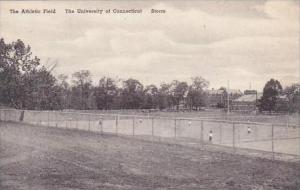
[0,0,299,91]
[263,0,299,20]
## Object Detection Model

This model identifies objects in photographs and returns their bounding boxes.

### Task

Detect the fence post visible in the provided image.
[55,111,57,127]
[100,118,103,134]
[286,115,289,138]
[255,125,258,141]
[272,124,274,160]
[47,111,50,127]
[115,115,118,136]
[151,117,154,138]
[76,116,78,130]
[174,119,177,139]
[298,124,300,158]
[237,124,240,144]
[132,116,135,136]
[233,123,236,152]
[88,114,91,131]
[201,121,204,147]
[39,113,42,125]
[220,123,222,144]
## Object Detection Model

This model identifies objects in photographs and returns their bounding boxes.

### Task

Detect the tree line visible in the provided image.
[1,38,299,113]
[0,39,209,110]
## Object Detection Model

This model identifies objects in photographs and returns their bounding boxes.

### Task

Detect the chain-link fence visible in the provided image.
[1,109,299,159]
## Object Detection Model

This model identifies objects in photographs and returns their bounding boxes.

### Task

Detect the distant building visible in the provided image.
[244,90,258,95]
[206,89,225,107]
[206,88,242,108]
[231,90,262,113]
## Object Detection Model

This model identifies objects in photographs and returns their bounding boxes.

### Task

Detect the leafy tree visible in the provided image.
[71,70,93,109]
[56,74,70,110]
[0,39,35,108]
[259,79,282,112]
[0,38,59,109]
[143,84,159,109]
[283,83,300,113]
[95,77,118,110]
[187,77,209,110]
[22,67,58,109]
[170,80,188,110]
[121,78,144,109]
[158,83,172,110]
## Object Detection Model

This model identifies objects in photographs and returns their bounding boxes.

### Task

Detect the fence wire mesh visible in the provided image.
[1,109,299,159]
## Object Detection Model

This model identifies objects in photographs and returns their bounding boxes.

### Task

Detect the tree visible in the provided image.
[158,83,172,110]
[187,77,209,110]
[0,38,60,109]
[55,74,70,110]
[21,67,58,110]
[283,83,300,113]
[170,80,188,110]
[95,77,118,110]
[259,79,282,112]
[143,84,159,109]
[71,70,93,110]
[121,78,144,109]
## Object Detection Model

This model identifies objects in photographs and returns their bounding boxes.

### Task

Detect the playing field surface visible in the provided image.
[1,122,299,190]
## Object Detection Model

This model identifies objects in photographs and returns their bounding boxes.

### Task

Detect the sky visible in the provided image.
[0,0,299,91]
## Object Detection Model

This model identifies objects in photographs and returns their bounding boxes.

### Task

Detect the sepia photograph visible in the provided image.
[0,0,299,189]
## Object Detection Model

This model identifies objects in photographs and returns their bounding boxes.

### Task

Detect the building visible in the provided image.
[231,90,262,113]
[206,88,242,108]
[206,89,225,107]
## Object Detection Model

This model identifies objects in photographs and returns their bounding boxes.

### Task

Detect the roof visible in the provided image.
[233,93,262,102]
[206,89,242,95]
[227,89,243,95]
[206,89,224,95]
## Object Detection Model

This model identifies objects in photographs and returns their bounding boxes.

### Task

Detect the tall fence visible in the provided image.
[1,109,299,159]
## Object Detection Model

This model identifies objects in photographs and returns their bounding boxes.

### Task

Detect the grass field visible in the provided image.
[0,122,300,190]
